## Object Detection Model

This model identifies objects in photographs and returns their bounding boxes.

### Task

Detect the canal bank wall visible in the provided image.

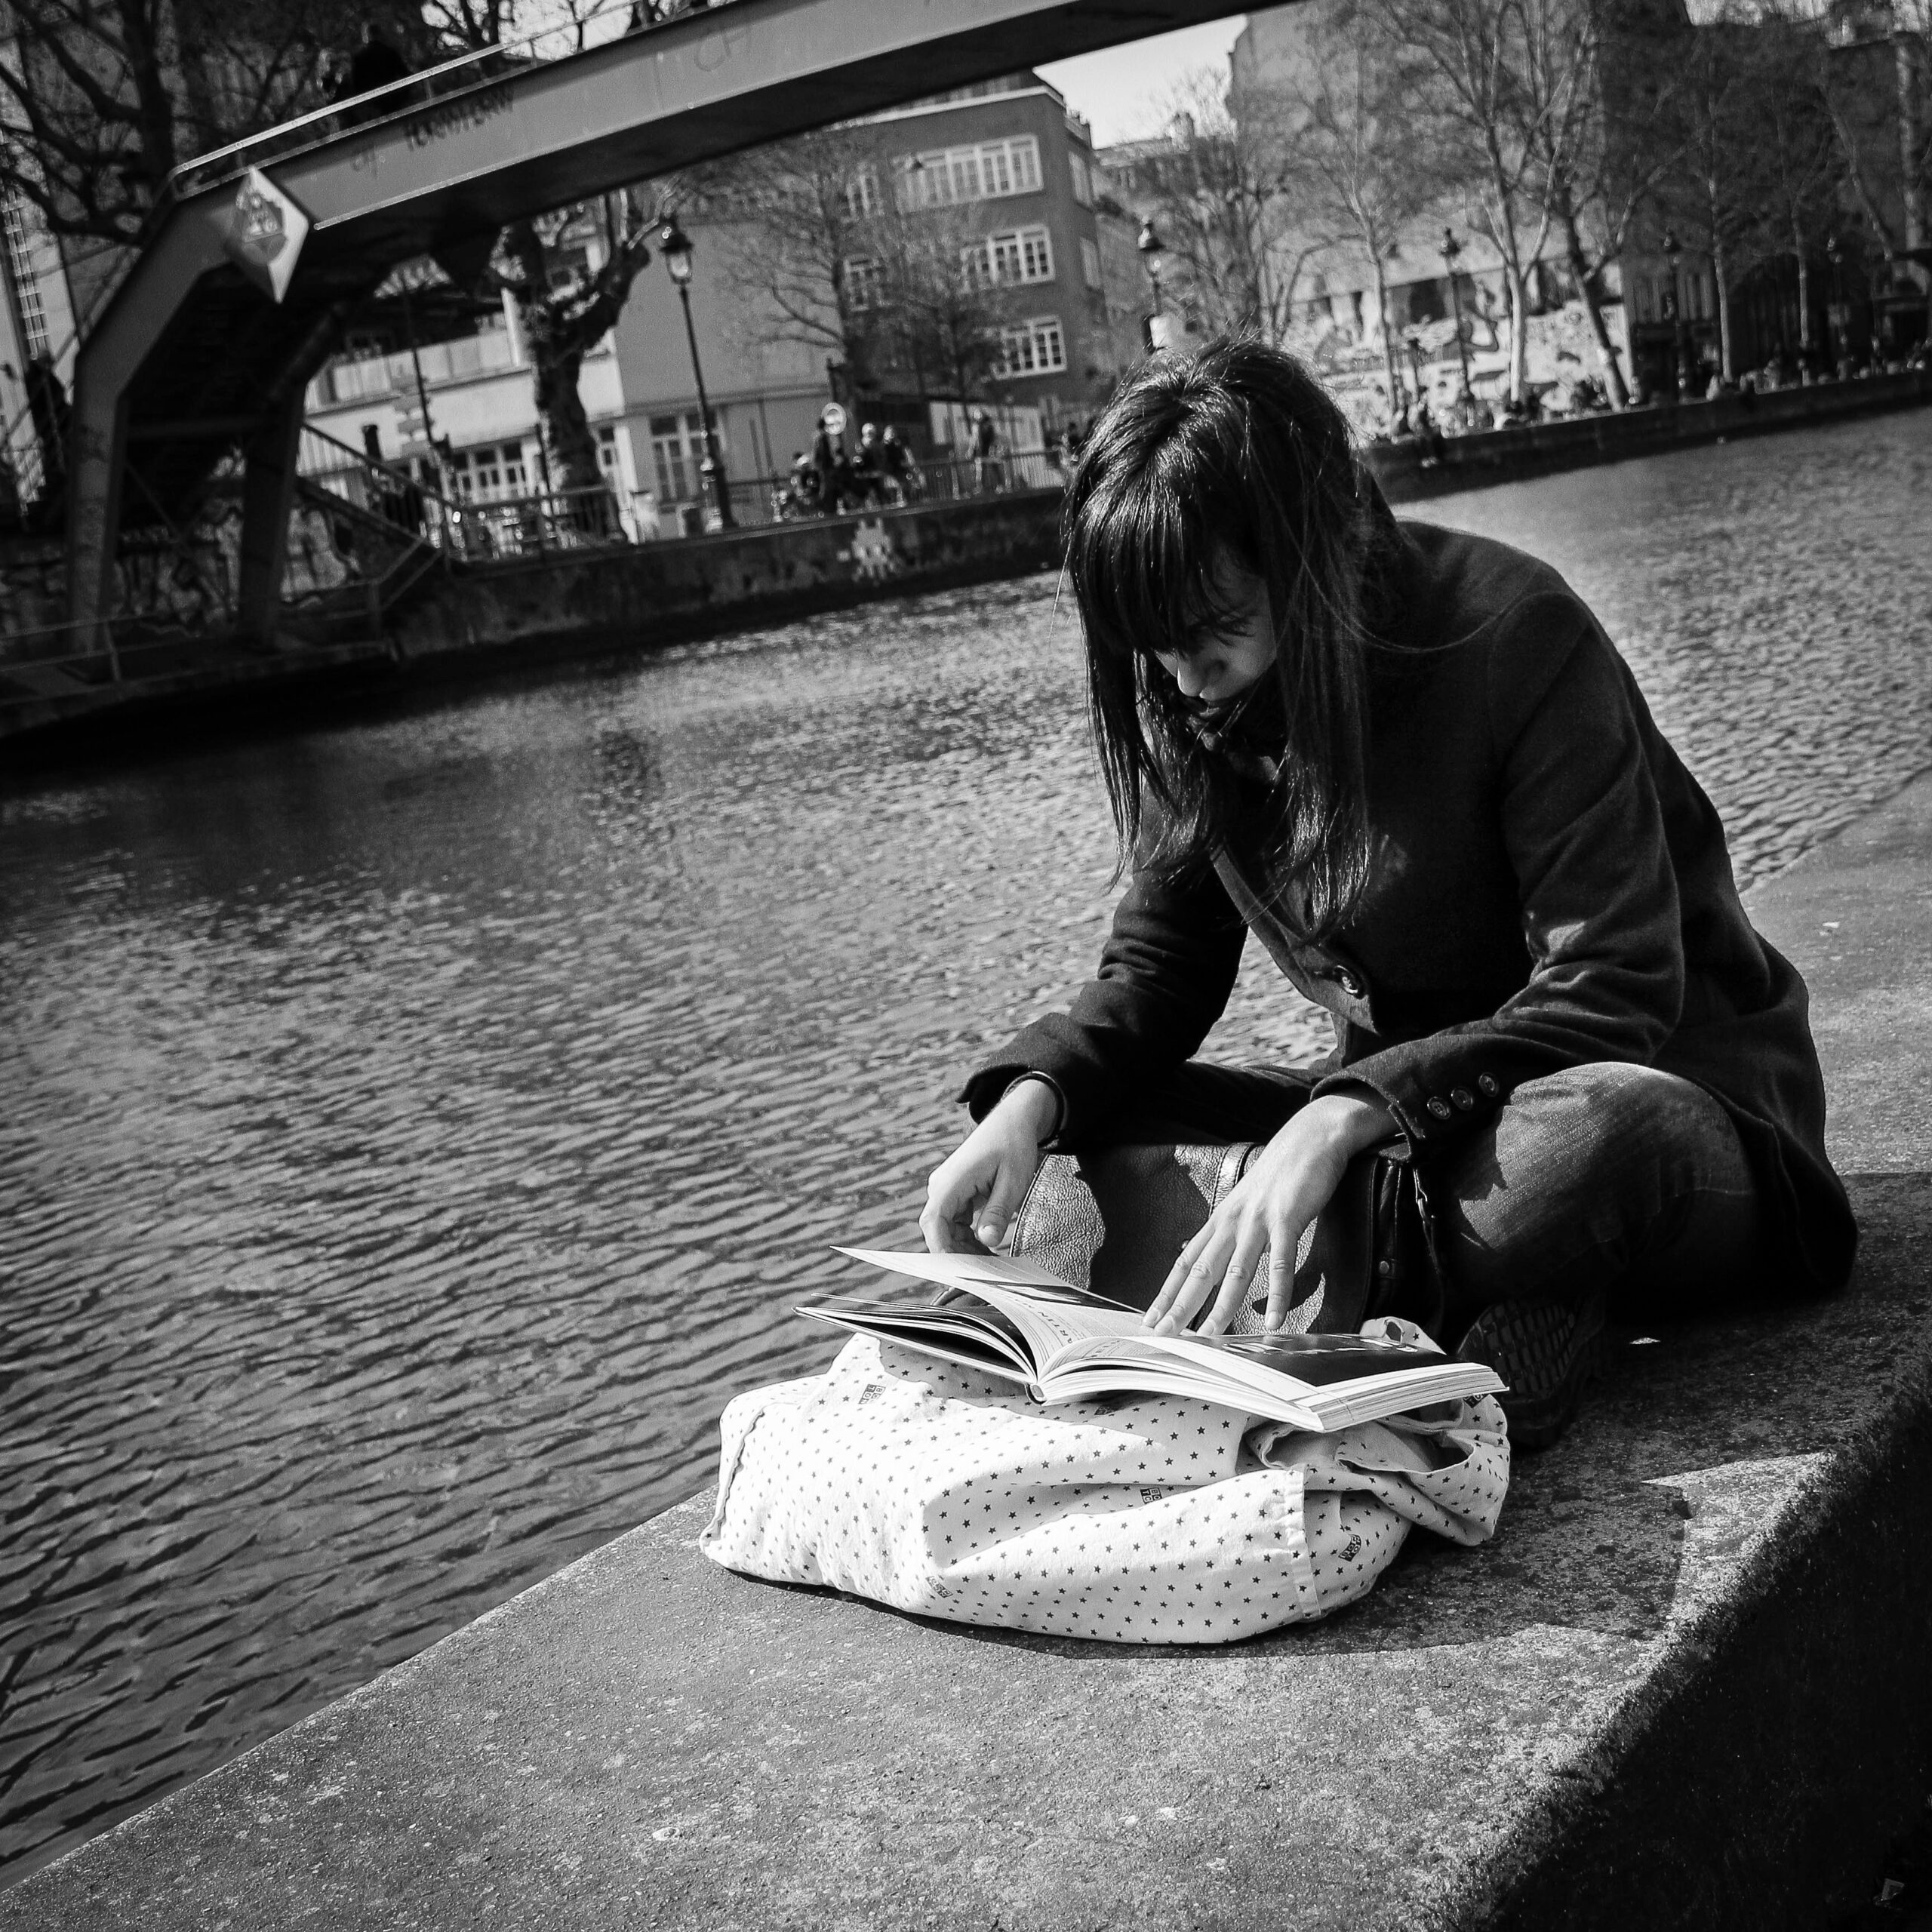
[377,365,1932,663]
[7,769,1932,1927]
[0,368,1925,754]
[390,486,1063,666]
[1370,364,1932,503]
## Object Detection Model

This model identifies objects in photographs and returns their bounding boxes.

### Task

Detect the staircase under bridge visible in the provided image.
[50,0,1268,670]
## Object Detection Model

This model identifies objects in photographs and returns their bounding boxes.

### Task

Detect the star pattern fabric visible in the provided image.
[703,1332,1509,1643]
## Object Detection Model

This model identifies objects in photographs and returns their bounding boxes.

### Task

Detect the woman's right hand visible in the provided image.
[921,1078,1059,1254]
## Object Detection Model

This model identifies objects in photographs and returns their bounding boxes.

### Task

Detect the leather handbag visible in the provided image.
[1006,1137,1447,1339]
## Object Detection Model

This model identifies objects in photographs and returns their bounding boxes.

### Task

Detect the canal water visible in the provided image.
[3,411,1929,1879]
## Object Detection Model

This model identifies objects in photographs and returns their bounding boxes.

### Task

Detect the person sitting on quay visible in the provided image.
[921,336,1854,1452]
[330,25,412,125]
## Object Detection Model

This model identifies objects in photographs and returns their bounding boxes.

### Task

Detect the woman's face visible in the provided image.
[1152,561,1276,708]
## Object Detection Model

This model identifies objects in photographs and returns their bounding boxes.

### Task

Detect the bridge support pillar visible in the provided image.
[235,389,307,648]
[66,381,129,666]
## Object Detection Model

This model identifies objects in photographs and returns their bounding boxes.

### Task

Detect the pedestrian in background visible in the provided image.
[879,426,920,503]
[331,25,412,125]
[810,412,838,515]
[853,423,888,508]
[971,410,1002,495]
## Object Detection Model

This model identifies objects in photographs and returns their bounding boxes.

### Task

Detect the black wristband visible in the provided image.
[1001,1072,1066,1147]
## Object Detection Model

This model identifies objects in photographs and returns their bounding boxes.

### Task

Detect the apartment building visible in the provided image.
[612,72,1124,517]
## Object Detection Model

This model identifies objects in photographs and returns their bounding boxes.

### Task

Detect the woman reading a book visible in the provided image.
[921,337,1855,1448]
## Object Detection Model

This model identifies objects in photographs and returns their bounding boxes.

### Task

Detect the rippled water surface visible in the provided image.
[3,411,1929,1880]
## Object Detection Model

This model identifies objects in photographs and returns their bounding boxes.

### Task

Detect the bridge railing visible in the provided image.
[298,423,633,564]
[164,0,732,205]
[695,450,1068,533]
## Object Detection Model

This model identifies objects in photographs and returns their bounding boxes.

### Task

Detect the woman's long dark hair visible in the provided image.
[1063,336,1392,939]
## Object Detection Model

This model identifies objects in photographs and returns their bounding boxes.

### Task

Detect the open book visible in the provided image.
[800,1247,1504,1435]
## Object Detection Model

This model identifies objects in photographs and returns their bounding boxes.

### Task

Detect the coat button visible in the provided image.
[1477,1074,1499,1097]
[1426,1097,1452,1120]
[1335,971,1362,998]
[1451,1087,1475,1111]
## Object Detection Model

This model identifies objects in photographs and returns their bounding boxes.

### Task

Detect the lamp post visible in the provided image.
[1662,226,1689,398]
[657,217,734,531]
[1137,220,1167,349]
[1439,227,1474,405]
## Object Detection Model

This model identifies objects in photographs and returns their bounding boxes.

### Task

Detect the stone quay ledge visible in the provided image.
[6,768,1932,1927]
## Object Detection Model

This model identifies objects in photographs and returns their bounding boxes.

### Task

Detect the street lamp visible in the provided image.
[657,217,734,531]
[1137,220,1167,346]
[1439,227,1474,405]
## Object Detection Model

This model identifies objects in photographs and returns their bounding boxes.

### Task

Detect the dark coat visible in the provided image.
[967,521,1857,1297]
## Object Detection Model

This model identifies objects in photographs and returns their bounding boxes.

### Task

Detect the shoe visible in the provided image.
[1454,1288,1607,1451]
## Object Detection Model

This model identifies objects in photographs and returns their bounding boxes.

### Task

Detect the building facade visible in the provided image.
[611,73,1123,521]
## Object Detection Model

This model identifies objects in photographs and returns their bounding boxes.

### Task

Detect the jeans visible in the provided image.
[1072,1060,1770,1341]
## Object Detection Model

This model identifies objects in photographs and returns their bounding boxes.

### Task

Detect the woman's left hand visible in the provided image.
[1144,1088,1397,1337]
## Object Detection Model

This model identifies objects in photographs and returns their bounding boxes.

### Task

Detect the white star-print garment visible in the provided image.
[702,1327,1509,1643]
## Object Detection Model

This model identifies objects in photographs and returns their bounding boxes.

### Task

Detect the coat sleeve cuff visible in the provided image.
[958,1066,1072,1148]
[1311,1058,1511,1157]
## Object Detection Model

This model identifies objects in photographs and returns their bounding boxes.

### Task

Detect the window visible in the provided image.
[1080,237,1102,291]
[448,441,530,501]
[966,225,1054,288]
[991,315,1066,377]
[597,425,624,486]
[901,135,1042,208]
[1069,153,1093,208]
[843,254,881,309]
[650,412,720,500]
[844,165,880,218]
[1,189,49,360]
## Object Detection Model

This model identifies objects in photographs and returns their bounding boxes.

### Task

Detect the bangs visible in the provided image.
[1065,415,1264,663]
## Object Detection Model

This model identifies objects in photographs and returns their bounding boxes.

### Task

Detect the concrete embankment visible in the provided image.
[6,772,1932,1927]
[1,368,1926,755]
[1371,364,1931,503]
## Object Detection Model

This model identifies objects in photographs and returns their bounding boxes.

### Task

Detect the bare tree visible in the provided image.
[869,196,1007,400]
[1260,16,1441,405]
[1746,8,1844,365]
[690,126,884,398]
[694,131,1012,406]
[0,0,367,252]
[425,0,671,517]
[1523,0,1681,409]
[488,190,669,519]
[1137,68,1301,341]
[1654,10,1768,383]
[1816,0,1930,342]
[1363,0,1592,401]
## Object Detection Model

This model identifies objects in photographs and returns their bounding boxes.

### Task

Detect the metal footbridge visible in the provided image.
[54,0,1258,658]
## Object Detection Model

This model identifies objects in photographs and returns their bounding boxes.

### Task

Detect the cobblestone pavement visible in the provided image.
[0,411,1927,1882]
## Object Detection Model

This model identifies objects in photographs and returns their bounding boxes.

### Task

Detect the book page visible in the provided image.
[835,1247,1083,1295]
